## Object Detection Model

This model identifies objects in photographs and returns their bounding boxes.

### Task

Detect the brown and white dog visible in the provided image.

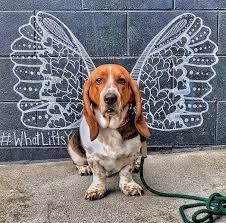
[67,64,151,200]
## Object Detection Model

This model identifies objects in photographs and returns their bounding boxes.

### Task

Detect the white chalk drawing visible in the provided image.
[0,129,73,147]
[11,12,95,130]
[0,130,71,147]
[10,12,218,131]
[132,13,218,130]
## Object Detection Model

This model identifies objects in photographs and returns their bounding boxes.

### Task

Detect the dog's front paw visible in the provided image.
[77,165,92,176]
[120,181,143,196]
[85,186,106,200]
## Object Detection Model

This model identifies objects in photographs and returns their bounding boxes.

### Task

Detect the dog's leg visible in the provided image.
[132,156,141,173]
[67,144,92,176]
[67,135,92,176]
[76,164,92,176]
[85,161,106,200]
[133,141,147,172]
[119,164,143,196]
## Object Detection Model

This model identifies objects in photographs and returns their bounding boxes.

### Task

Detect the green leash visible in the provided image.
[140,156,226,223]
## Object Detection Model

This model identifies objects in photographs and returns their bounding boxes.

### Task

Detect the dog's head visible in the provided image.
[83,64,151,141]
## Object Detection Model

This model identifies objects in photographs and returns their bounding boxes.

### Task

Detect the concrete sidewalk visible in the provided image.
[0,150,226,223]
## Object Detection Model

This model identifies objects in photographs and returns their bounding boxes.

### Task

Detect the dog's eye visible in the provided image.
[118,78,126,85]
[95,78,103,85]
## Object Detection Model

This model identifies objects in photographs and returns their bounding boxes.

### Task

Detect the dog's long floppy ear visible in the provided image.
[83,79,99,141]
[130,79,151,138]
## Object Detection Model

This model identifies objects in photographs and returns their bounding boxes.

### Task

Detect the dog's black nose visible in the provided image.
[104,93,117,105]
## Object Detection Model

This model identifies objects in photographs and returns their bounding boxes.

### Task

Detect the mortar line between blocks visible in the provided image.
[81,0,84,10]
[216,100,219,143]
[215,99,218,144]
[19,9,223,13]
[126,12,130,56]
[217,11,219,46]
[172,0,175,10]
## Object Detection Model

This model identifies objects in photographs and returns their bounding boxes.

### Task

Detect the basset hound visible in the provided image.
[67,64,151,200]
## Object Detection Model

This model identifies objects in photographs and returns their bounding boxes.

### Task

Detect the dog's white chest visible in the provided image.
[99,128,140,158]
[80,117,141,173]
[98,130,141,173]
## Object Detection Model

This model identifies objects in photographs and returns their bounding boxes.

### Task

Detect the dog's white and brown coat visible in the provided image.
[67,64,151,200]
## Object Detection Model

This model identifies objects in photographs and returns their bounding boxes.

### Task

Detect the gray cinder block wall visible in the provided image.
[0,0,226,162]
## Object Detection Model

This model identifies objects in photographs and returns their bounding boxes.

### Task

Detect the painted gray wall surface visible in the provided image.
[0,0,225,161]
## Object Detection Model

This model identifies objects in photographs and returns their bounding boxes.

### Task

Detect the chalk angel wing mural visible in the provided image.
[11,12,95,129]
[10,12,218,131]
[131,14,218,130]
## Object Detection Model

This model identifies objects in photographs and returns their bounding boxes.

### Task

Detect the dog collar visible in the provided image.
[118,113,130,129]
[117,113,139,141]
